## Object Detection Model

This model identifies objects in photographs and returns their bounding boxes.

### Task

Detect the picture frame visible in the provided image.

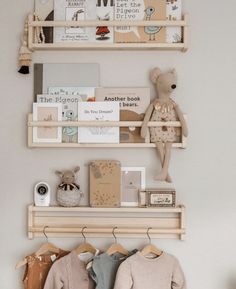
[121,167,146,207]
[139,189,176,207]
[33,103,62,143]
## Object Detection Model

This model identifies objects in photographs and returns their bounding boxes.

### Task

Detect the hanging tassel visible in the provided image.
[18,44,32,74]
[18,17,32,75]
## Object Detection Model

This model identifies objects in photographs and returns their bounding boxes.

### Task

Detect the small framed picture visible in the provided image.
[121,167,145,207]
[33,103,62,143]
[139,189,176,207]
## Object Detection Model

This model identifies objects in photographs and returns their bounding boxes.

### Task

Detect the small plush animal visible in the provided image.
[141,67,188,182]
[55,167,82,207]
[55,166,80,191]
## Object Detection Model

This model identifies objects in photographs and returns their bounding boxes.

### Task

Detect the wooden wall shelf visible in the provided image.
[27,14,189,52]
[28,204,186,240]
[27,113,187,148]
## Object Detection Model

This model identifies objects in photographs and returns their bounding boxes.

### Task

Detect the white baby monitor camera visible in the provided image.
[34,182,50,206]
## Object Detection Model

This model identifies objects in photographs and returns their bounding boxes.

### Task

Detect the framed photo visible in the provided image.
[121,167,146,207]
[33,103,62,143]
[139,189,176,207]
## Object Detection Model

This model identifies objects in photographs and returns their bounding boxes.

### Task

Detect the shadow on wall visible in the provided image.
[228,276,236,289]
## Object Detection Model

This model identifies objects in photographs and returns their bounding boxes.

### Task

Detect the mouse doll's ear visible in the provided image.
[150,67,162,83]
[74,166,80,174]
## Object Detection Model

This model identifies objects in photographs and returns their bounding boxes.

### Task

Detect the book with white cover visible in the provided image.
[96,0,114,43]
[77,102,120,143]
[166,0,182,43]
[37,89,95,143]
[53,0,96,42]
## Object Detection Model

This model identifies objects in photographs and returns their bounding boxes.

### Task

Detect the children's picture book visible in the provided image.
[37,87,95,143]
[115,0,166,43]
[77,102,120,143]
[53,0,96,42]
[34,0,54,42]
[33,103,62,143]
[90,160,121,207]
[96,0,114,43]
[95,87,150,143]
[48,86,95,101]
[166,0,182,43]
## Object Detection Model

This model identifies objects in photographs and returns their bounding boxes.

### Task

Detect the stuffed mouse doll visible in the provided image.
[141,67,188,182]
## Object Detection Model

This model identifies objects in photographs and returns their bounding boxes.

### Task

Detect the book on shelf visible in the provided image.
[35,0,54,43]
[114,0,166,43]
[96,0,114,43]
[53,0,97,42]
[37,87,95,143]
[34,63,100,100]
[166,0,182,43]
[77,102,120,143]
[95,87,150,143]
[48,86,96,100]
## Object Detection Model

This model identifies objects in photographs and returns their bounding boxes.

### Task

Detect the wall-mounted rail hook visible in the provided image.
[81,226,87,243]
[112,227,118,243]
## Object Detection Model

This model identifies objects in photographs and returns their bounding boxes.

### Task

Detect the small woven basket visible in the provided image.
[57,188,82,207]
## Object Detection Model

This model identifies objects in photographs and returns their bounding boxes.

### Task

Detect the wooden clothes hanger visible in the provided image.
[140,227,163,257]
[75,227,97,255]
[106,227,129,256]
[16,226,60,269]
[35,226,60,257]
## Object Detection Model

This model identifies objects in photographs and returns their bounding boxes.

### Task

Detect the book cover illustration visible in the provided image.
[77,102,120,143]
[166,0,182,43]
[115,0,166,43]
[37,87,95,143]
[54,0,96,42]
[33,103,62,143]
[95,87,150,143]
[35,0,54,42]
[96,0,114,42]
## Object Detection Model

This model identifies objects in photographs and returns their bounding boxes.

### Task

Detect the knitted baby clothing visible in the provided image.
[43,250,95,289]
[113,251,186,289]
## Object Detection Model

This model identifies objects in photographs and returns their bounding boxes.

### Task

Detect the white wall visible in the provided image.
[1,0,236,288]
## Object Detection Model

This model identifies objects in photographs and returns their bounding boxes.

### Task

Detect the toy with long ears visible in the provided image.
[141,67,188,182]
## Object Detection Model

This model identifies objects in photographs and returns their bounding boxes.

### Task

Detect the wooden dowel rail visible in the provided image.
[29,19,187,28]
[29,226,185,235]
[30,205,185,213]
[30,43,185,50]
[28,120,182,128]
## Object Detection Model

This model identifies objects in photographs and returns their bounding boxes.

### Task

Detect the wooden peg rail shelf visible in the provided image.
[27,113,187,148]
[28,205,186,240]
[27,13,189,52]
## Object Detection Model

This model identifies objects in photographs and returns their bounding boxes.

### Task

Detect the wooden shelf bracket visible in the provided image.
[27,13,189,52]
[28,205,186,240]
[27,113,187,148]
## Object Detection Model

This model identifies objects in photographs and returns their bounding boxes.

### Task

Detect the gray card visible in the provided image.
[34,63,100,100]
